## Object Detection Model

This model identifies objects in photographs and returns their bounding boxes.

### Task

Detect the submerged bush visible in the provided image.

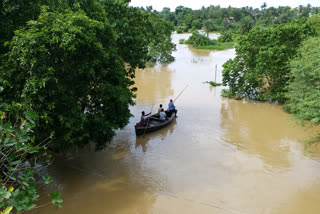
[182,31,217,47]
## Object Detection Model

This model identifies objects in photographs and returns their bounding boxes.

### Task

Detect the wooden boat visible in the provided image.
[135,111,176,136]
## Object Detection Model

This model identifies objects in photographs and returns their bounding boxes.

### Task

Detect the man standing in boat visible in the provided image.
[168,99,177,117]
[140,111,151,126]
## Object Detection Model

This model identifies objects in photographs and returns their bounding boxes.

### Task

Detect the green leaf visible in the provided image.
[50,192,63,207]
[42,174,53,184]
[12,189,20,198]
[25,112,37,124]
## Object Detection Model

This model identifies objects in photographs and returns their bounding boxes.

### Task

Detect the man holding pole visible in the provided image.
[168,99,177,117]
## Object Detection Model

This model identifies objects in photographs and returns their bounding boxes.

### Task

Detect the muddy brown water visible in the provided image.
[31,33,320,214]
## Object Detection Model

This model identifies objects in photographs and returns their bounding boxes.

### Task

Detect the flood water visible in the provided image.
[32,33,320,214]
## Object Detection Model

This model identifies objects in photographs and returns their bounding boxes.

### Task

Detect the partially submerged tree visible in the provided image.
[222,20,315,102]
[285,37,320,142]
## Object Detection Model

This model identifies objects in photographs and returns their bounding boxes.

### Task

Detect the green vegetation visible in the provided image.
[205,81,222,87]
[0,0,175,212]
[180,31,214,46]
[196,43,234,50]
[0,0,175,151]
[217,31,233,42]
[1,1,320,212]
[165,3,319,50]
[0,104,62,212]
[156,4,319,35]
[221,20,315,102]
[179,31,233,50]
[217,9,320,142]
[285,37,320,141]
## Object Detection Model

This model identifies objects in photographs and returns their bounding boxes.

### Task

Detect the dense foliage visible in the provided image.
[180,31,216,46]
[285,37,320,129]
[221,20,315,102]
[0,0,175,151]
[179,31,234,50]
[155,4,320,35]
[0,104,62,213]
[217,30,233,42]
[0,1,175,213]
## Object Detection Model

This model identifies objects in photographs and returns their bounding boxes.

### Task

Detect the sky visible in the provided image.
[129,0,320,11]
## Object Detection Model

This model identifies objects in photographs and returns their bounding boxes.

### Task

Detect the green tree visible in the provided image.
[208,6,222,19]
[0,0,175,151]
[273,14,290,24]
[221,19,235,30]
[0,0,42,55]
[239,15,255,34]
[222,20,315,102]
[203,19,214,37]
[191,19,202,30]
[146,13,176,62]
[285,37,320,137]
[161,7,175,23]
[182,31,216,47]
[218,30,233,42]
[1,7,132,151]
[309,14,320,33]
[261,2,267,11]
[0,103,62,212]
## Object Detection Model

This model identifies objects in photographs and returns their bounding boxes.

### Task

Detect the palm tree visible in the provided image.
[203,20,213,37]
[298,5,303,14]
[261,2,267,11]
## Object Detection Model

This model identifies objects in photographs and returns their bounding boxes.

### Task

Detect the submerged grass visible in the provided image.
[196,42,234,50]
[205,81,222,87]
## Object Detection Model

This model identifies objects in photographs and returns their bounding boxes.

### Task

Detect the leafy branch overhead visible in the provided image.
[0,104,61,213]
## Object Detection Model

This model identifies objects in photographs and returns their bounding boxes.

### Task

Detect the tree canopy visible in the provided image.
[0,0,175,151]
[0,0,175,212]
[285,37,320,124]
[221,20,315,102]
[157,4,320,34]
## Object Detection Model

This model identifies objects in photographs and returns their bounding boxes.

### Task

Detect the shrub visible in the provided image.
[0,103,62,213]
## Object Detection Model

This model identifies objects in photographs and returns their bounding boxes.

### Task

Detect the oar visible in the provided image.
[173,84,188,103]
[143,104,154,138]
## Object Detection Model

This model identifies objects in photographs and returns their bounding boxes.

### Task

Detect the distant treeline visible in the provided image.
[139,3,319,34]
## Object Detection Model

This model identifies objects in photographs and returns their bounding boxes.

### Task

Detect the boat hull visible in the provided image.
[135,112,176,136]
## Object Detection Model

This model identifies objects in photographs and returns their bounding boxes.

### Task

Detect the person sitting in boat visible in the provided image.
[168,99,177,117]
[157,104,163,116]
[159,109,168,121]
[140,111,151,126]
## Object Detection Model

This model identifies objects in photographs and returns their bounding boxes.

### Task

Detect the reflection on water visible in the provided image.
[31,33,320,214]
[220,99,308,169]
[135,120,177,153]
